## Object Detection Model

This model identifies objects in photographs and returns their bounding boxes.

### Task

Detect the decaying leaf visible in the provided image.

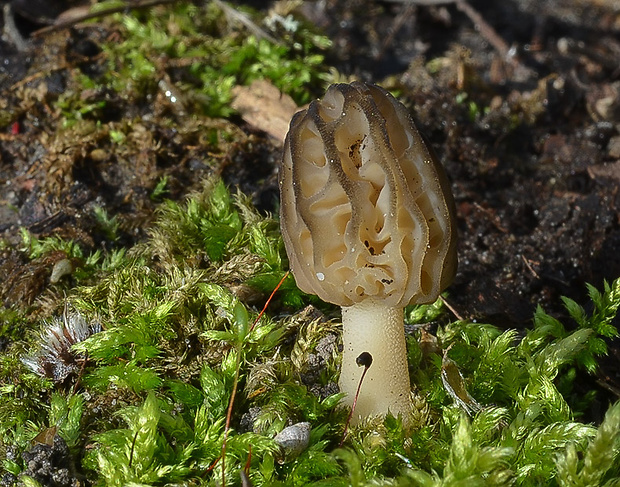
[231,79,300,145]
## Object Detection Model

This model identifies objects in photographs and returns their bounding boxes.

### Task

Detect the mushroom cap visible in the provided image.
[279,82,457,308]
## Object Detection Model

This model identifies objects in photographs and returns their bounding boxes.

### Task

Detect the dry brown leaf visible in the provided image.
[231,79,300,146]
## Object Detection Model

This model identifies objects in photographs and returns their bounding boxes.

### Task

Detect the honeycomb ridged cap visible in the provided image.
[279,81,457,307]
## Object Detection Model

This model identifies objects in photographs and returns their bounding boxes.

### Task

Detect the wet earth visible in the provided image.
[1,0,619,404]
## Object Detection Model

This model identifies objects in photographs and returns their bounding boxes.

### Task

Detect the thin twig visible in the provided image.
[31,0,179,37]
[377,4,416,60]
[473,202,508,233]
[440,295,464,321]
[521,255,540,279]
[383,0,514,62]
[596,376,620,399]
[453,0,510,59]
[33,0,282,47]
[212,0,281,46]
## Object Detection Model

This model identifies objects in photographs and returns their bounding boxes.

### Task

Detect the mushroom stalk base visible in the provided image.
[339,300,412,424]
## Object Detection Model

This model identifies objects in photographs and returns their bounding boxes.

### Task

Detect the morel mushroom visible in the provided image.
[279,81,457,422]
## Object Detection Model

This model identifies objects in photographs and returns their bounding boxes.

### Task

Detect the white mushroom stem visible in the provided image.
[339,299,412,424]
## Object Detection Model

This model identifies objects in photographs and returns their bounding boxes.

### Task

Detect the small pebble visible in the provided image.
[274,422,311,460]
[50,259,73,284]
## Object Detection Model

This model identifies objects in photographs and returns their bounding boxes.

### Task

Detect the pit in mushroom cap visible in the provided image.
[279,81,457,422]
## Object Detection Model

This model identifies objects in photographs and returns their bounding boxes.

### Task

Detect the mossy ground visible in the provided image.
[0,1,619,486]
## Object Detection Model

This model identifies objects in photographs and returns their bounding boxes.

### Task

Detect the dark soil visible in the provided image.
[309,0,620,324]
[1,0,619,399]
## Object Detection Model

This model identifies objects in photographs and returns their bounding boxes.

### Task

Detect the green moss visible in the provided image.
[2,177,620,485]
[19,228,84,261]
[74,1,332,121]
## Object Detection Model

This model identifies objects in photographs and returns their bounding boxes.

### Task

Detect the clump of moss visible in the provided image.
[76,1,332,121]
[1,178,619,486]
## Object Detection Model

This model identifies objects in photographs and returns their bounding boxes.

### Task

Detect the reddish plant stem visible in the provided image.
[220,271,289,485]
